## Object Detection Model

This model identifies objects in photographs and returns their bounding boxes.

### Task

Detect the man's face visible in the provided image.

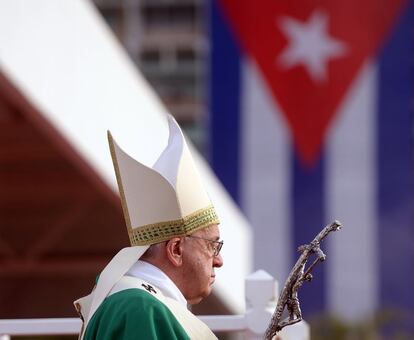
[181,224,223,304]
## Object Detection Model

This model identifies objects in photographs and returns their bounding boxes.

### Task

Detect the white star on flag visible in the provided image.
[277,9,348,83]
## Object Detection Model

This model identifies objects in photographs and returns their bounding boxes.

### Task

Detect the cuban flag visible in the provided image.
[209,0,414,328]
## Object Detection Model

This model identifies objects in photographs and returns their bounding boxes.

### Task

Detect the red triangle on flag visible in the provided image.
[218,0,407,166]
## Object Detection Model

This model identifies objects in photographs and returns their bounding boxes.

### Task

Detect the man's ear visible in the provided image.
[165,237,184,267]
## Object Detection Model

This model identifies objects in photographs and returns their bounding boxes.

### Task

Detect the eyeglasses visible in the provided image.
[187,235,224,257]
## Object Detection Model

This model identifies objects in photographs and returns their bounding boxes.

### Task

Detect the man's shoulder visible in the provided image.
[108,287,157,301]
[103,287,166,312]
[85,288,190,339]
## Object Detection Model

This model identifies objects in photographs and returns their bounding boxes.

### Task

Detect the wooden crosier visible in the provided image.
[264,220,343,339]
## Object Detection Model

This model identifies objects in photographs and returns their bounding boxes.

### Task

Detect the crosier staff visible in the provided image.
[264,220,343,340]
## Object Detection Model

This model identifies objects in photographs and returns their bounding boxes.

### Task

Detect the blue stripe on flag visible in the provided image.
[377,0,414,329]
[292,154,326,315]
[209,0,241,203]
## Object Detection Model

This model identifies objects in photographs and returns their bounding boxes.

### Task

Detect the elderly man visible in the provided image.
[74,116,223,339]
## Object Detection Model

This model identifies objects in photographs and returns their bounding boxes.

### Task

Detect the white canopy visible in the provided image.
[0,0,252,313]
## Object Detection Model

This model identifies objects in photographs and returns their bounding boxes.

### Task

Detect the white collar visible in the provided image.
[126,260,188,307]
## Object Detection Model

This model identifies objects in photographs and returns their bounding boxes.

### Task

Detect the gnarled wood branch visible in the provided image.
[264,220,342,340]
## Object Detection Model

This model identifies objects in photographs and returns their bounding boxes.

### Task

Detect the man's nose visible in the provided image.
[213,253,223,268]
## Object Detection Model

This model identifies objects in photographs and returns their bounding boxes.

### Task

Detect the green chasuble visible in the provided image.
[84,288,190,340]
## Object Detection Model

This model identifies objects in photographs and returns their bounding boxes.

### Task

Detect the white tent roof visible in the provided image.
[0,0,252,312]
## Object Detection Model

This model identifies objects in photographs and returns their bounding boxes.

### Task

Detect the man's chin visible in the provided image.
[187,296,204,305]
[187,288,212,305]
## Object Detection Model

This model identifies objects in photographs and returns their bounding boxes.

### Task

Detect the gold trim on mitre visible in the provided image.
[129,205,219,246]
[108,130,133,231]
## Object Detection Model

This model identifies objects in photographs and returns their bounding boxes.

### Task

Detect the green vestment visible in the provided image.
[84,288,190,340]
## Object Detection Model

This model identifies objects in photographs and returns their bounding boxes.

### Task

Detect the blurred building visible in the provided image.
[94,0,207,152]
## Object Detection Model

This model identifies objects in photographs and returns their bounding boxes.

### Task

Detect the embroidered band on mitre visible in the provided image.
[74,115,219,338]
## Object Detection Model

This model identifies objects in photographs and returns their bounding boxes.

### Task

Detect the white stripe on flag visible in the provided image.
[241,58,292,281]
[326,61,378,320]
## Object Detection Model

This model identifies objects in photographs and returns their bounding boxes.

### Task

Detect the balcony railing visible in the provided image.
[0,270,309,339]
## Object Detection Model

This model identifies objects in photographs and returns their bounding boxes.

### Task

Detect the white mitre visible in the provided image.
[110,114,219,245]
[74,115,219,337]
